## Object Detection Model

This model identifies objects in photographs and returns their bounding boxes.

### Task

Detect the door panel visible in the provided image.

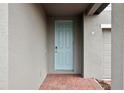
[55,20,73,70]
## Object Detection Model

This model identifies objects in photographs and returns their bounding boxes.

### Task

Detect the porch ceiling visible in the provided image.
[41,3,89,16]
[41,3,109,17]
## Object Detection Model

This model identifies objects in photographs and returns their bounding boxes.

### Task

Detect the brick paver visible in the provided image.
[40,74,103,90]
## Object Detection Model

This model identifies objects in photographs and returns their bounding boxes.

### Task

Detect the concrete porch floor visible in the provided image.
[40,74,103,90]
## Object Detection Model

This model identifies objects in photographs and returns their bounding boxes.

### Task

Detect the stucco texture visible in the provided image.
[8,4,48,89]
[0,4,8,90]
[84,10,111,79]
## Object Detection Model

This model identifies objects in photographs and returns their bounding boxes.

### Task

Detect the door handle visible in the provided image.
[55,46,57,53]
[55,46,57,49]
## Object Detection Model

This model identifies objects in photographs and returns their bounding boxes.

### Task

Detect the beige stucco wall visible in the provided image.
[47,17,82,74]
[8,4,47,89]
[84,10,111,79]
[0,3,8,89]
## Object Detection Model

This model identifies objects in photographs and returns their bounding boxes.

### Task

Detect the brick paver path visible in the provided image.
[40,74,103,90]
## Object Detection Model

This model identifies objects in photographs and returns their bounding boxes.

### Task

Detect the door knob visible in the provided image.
[55,46,57,53]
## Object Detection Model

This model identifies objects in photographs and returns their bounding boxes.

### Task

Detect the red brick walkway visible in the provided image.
[40,74,103,90]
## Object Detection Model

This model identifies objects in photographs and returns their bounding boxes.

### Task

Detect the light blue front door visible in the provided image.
[55,20,73,70]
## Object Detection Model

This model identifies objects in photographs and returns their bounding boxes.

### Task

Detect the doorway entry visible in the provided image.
[54,20,74,71]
